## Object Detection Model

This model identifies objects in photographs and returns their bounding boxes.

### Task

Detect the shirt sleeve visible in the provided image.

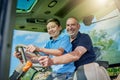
[44,41,50,49]
[44,34,72,53]
[59,35,72,53]
[78,34,93,51]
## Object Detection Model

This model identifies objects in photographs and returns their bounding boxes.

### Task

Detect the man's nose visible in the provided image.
[69,25,73,28]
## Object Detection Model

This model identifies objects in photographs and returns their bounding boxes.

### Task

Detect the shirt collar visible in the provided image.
[50,32,65,42]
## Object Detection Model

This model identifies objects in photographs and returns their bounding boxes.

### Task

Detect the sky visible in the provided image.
[17,0,35,10]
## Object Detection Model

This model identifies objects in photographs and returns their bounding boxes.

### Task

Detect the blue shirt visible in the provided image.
[72,32,96,70]
[45,32,75,73]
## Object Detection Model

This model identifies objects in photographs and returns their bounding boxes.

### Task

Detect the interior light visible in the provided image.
[48,0,57,8]
[97,0,108,5]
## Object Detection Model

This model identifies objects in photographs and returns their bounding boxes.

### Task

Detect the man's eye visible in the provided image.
[72,24,76,26]
[66,24,69,26]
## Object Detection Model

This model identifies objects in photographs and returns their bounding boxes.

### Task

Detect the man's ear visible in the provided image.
[78,23,80,29]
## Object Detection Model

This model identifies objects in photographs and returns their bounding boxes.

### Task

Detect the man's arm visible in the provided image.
[52,46,87,64]
[26,45,64,56]
[39,47,64,56]
[38,46,87,67]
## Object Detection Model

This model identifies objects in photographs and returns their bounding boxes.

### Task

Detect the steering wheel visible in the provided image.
[15,44,51,80]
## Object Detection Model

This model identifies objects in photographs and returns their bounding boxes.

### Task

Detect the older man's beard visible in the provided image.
[67,29,76,36]
[67,30,78,39]
[69,32,75,36]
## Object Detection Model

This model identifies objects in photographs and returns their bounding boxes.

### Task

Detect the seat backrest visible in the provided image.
[73,62,111,80]
[93,47,101,60]
[115,74,120,80]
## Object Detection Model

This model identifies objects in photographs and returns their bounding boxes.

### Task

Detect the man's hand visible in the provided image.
[38,56,53,67]
[26,45,37,52]
[26,44,42,52]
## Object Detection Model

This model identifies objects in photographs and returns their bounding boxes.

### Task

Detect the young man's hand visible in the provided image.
[26,44,41,52]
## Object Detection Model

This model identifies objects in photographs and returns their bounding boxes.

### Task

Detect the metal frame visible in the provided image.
[0,0,16,80]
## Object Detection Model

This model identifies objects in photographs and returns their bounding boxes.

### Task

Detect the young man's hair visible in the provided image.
[46,18,61,26]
